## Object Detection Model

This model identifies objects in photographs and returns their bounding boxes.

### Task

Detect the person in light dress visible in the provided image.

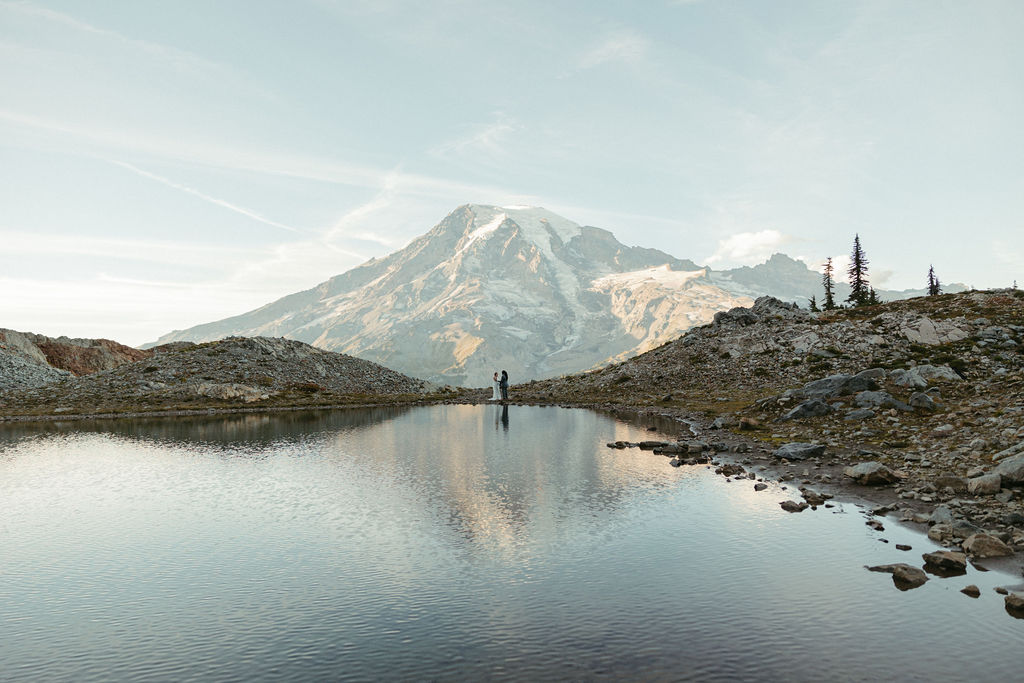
[490,371,501,401]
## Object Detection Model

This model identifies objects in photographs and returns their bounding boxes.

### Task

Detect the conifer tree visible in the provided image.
[867,287,880,305]
[846,234,870,306]
[927,265,941,296]
[822,257,836,310]
[809,294,819,312]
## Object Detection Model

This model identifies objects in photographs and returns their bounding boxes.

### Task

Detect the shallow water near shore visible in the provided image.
[1,405,1022,681]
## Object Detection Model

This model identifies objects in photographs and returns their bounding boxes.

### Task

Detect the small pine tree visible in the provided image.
[846,234,870,306]
[822,257,836,310]
[927,265,942,296]
[867,287,880,305]
[809,294,819,312]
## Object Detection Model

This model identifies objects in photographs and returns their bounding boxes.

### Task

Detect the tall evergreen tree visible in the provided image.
[809,294,819,312]
[927,265,941,296]
[822,257,836,310]
[846,234,870,306]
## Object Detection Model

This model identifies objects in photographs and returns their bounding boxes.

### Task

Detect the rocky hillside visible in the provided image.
[151,204,962,387]
[0,328,150,390]
[0,336,436,418]
[516,289,1024,551]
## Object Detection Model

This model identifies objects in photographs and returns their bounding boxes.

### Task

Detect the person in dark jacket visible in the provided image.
[499,370,509,401]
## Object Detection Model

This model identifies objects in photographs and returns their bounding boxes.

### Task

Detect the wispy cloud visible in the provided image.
[0,1,256,86]
[109,160,307,235]
[578,30,650,70]
[432,114,523,161]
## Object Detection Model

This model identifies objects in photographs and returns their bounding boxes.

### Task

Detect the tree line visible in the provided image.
[808,234,942,312]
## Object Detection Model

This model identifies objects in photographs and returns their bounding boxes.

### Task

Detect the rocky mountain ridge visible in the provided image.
[151,204,962,386]
[0,336,435,418]
[0,328,152,391]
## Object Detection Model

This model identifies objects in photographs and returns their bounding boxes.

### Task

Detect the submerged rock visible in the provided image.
[867,563,929,589]
[922,551,968,572]
[780,500,810,513]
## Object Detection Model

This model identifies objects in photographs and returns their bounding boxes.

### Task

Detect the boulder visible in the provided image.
[867,563,929,589]
[754,483,768,491]
[780,500,810,513]
[931,475,967,493]
[913,364,962,382]
[961,585,981,598]
[778,399,833,421]
[844,461,900,486]
[962,533,1013,558]
[773,443,826,461]
[1007,593,1024,616]
[967,473,1002,496]
[844,408,876,421]
[800,373,879,400]
[889,368,928,389]
[993,453,1024,485]
[928,505,954,525]
[195,382,269,403]
[909,392,939,411]
[922,550,967,571]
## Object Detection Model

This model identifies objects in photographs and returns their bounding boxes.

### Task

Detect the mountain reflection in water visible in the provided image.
[1,405,1022,682]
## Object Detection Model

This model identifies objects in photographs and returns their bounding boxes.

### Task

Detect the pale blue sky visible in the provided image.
[2,0,1021,345]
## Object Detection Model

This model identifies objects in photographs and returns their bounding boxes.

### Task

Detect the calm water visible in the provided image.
[1,405,1022,681]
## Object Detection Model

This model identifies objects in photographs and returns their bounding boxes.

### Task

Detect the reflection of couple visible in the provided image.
[490,370,509,401]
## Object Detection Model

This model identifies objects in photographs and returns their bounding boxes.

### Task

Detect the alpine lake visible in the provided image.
[2,404,1022,681]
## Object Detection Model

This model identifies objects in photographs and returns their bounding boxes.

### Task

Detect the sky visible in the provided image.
[2,0,1022,346]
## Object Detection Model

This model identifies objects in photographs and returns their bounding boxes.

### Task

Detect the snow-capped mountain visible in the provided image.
[151,204,961,385]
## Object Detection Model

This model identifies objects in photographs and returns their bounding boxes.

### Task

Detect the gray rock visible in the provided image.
[844,408,876,421]
[867,563,929,589]
[961,585,981,598]
[929,505,954,525]
[888,368,928,389]
[1007,593,1024,614]
[778,399,833,421]
[855,368,887,381]
[780,500,810,513]
[922,550,967,571]
[800,373,879,400]
[710,416,734,430]
[967,473,1001,495]
[844,461,900,486]
[993,453,1024,484]
[962,533,1014,558]
[773,442,827,461]
[855,391,899,408]
[754,482,768,491]
[909,392,939,411]
[913,364,962,382]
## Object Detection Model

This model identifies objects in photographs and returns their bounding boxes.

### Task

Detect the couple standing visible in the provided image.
[490,370,509,401]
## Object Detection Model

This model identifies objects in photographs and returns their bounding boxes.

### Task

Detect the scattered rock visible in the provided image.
[844,461,900,486]
[780,500,810,513]
[778,399,833,421]
[967,473,1001,496]
[773,442,826,461]
[866,563,929,589]
[962,533,1014,558]
[922,551,967,571]
[961,585,981,598]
